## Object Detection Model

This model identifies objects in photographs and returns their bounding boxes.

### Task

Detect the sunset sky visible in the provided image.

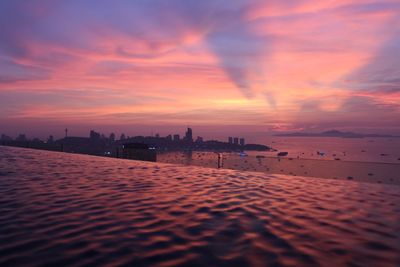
[1,0,399,139]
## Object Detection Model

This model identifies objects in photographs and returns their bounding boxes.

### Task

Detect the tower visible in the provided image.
[185,127,193,142]
[65,128,68,138]
[239,138,245,146]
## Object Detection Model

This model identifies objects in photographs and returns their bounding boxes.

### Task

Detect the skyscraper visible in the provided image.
[233,137,239,145]
[239,138,245,146]
[185,127,193,142]
[228,137,233,144]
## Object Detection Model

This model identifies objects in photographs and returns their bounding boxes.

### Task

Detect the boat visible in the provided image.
[239,152,248,157]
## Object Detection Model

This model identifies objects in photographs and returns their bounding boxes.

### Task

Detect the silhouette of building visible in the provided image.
[185,127,193,142]
[16,134,27,142]
[173,134,180,141]
[90,130,100,140]
[233,137,239,145]
[120,134,126,141]
[239,138,245,146]
[1,134,12,141]
[166,134,172,141]
[109,133,115,142]
[228,137,233,144]
[47,135,54,143]
[195,136,203,143]
[155,133,160,138]
[65,128,68,138]
[122,143,156,162]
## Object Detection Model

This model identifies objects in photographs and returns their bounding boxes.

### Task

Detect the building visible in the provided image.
[233,137,239,145]
[1,134,12,141]
[185,127,193,142]
[47,135,54,143]
[121,143,156,162]
[16,134,27,142]
[195,136,203,143]
[109,133,115,142]
[228,137,233,144]
[173,134,180,141]
[166,134,172,141]
[239,138,245,146]
[90,130,100,140]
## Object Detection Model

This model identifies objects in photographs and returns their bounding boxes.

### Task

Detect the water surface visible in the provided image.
[1,146,399,266]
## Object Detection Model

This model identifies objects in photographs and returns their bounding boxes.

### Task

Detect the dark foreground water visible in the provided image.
[0,146,399,267]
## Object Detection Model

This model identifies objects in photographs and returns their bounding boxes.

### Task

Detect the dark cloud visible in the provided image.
[342,35,400,94]
[0,0,269,97]
[207,24,269,98]
[264,91,277,109]
[0,59,49,83]
[334,3,400,95]
[333,1,400,16]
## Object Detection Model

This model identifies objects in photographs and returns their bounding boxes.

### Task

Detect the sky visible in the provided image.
[0,0,399,139]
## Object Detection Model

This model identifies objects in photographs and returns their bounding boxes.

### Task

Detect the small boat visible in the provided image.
[277,152,288,157]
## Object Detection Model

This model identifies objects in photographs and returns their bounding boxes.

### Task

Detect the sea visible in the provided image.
[157,137,400,184]
[254,136,400,163]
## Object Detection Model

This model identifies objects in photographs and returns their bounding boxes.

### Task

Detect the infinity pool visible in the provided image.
[0,146,399,266]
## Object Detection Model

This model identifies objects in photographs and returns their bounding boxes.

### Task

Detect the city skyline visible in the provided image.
[1,126,249,145]
[1,1,400,137]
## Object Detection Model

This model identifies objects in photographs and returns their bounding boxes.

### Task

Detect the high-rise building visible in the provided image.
[173,134,180,141]
[109,133,115,142]
[47,135,54,143]
[233,137,239,145]
[16,134,27,142]
[228,137,233,144]
[185,127,193,142]
[1,134,12,141]
[239,138,245,146]
[90,130,100,140]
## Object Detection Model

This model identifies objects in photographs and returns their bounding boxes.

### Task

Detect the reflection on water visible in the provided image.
[0,146,400,267]
[157,151,400,185]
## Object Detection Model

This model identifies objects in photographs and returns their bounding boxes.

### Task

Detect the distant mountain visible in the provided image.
[275,130,398,138]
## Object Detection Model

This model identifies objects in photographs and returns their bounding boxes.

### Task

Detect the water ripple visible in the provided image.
[0,146,399,267]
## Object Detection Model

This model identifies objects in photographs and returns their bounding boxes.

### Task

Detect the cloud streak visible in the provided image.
[0,0,399,135]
